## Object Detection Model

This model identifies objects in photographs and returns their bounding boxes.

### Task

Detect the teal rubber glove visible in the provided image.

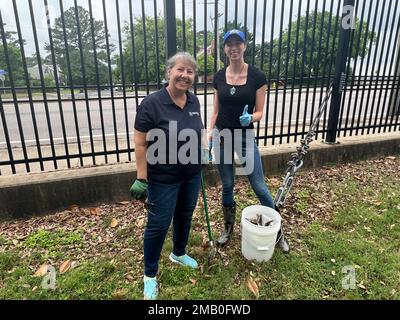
[239,105,252,127]
[129,179,148,200]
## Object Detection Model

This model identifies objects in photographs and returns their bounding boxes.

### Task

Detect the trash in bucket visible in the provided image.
[246,213,275,227]
[241,205,281,262]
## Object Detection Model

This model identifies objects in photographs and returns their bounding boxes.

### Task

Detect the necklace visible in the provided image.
[228,64,245,95]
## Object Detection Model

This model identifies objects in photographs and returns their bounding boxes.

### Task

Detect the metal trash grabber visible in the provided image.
[273,83,334,244]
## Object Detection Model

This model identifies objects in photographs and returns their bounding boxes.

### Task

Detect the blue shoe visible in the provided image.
[143,276,158,300]
[169,253,198,269]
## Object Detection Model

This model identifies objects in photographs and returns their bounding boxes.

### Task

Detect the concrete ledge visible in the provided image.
[1,132,399,219]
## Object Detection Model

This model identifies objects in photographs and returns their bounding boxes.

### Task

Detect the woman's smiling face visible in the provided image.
[224,36,246,61]
[167,59,195,92]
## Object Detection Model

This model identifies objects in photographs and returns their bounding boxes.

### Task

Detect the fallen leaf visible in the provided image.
[135,218,145,228]
[110,218,119,228]
[68,205,80,211]
[246,277,259,299]
[125,273,134,281]
[59,260,72,274]
[32,286,38,292]
[112,289,127,300]
[117,201,130,205]
[363,226,372,232]
[189,278,197,285]
[386,156,396,160]
[34,264,49,277]
[357,281,367,290]
[12,239,19,246]
[331,270,336,276]
[331,259,336,263]
[89,207,102,215]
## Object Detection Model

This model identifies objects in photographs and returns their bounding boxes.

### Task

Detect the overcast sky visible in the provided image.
[0,0,399,75]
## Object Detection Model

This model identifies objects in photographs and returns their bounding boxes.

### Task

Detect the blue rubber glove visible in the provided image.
[239,105,252,127]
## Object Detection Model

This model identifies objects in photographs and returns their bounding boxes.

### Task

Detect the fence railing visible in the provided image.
[0,0,399,175]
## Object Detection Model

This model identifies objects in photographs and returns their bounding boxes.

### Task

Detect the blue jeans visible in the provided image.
[144,172,201,277]
[214,129,275,209]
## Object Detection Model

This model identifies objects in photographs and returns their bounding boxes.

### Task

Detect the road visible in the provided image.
[1,87,393,149]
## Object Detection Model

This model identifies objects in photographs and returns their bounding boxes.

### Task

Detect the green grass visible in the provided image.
[0,156,399,299]
[293,188,310,214]
[24,229,82,249]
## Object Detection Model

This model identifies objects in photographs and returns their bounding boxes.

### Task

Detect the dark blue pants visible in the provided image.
[144,172,201,277]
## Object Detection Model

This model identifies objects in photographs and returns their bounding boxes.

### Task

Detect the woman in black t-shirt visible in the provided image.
[209,29,289,253]
[130,52,205,300]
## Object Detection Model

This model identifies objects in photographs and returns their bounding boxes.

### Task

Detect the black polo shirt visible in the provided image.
[134,85,203,184]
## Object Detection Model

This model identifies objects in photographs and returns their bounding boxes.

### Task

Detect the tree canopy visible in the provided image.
[45,5,113,86]
[0,26,25,86]
[114,16,197,86]
[254,11,376,84]
[113,12,375,87]
[33,8,377,89]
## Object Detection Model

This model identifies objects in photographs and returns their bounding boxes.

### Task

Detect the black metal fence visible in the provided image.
[0,0,399,175]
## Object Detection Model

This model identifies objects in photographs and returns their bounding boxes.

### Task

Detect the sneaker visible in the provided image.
[143,275,158,300]
[169,253,198,269]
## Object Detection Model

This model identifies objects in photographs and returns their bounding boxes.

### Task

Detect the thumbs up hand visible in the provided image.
[239,105,252,127]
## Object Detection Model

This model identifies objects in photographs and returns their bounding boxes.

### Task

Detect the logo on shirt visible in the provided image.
[188,111,200,117]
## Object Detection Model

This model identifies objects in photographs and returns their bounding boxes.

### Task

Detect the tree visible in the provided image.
[115,16,196,86]
[197,53,215,76]
[0,26,25,86]
[258,11,376,85]
[45,5,113,86]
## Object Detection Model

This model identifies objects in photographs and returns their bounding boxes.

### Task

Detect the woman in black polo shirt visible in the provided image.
[130,52,204,300]
[209,29,290,252]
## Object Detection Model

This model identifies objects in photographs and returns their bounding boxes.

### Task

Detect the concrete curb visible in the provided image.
[0,132,399,219]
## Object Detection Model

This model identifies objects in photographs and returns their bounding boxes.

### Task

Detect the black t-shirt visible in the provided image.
[213,64,267,129]
[134,86,203,184]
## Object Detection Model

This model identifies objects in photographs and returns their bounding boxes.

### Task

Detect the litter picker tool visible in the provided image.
[273,83,334,245]
[200,171,222,263]
[274,83,334,209]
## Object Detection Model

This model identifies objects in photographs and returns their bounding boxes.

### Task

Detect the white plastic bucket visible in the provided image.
[241,205,281,262]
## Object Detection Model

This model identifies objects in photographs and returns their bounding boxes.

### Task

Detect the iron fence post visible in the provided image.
[389,33,400,118]
[164,0,177,59]
[326,0,355,143]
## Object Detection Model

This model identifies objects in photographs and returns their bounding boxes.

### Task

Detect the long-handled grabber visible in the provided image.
[200,171,221,263]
